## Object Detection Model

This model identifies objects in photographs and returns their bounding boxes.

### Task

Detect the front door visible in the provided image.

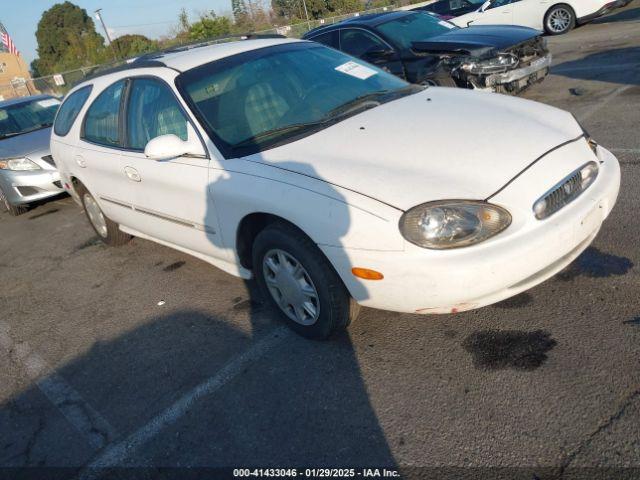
[339,28,405,79]
[118,76,223,258]
[469,0,516,25]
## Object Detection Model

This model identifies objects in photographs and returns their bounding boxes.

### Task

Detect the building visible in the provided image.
[0,52,36,100]
[0,22,36,100]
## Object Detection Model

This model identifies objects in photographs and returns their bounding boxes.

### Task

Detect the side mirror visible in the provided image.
[365,48,395,60]
[144,125,206,161]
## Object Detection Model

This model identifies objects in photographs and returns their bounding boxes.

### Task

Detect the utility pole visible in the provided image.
[301,0,311,30]
[94,8,118,60]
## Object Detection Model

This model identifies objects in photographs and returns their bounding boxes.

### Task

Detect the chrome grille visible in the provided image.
[544,171,581,217]
[533,161,599,220]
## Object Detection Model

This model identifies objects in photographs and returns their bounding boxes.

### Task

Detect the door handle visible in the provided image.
[75,156,86,168]
[124,166,141,182]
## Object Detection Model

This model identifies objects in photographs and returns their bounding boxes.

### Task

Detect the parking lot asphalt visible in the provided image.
[1,3,639,478]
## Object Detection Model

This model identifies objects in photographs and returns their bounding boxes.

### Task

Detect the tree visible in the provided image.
[328,0,362,14]
[232,0,249,22]
[34,1,106,75]
[111,34,159,59]
[188,11,233,41]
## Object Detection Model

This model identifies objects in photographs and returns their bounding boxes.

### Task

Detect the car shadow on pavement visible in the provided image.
[591,6,640,24]
[551,47,640,86]
[0,162,396,477]
[0,310,396,476]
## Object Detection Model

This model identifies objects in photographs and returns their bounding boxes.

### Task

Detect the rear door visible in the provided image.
[75,79,133,226]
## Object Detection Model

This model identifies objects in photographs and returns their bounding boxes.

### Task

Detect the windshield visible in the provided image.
[377,12,458,49]
[0,97,60,139]
[177,42,414,157]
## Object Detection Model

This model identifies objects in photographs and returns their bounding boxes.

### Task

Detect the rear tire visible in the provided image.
[544,4,576,35]
[76,183,131,246]
[0,187,28,216]
[252,222,359,340]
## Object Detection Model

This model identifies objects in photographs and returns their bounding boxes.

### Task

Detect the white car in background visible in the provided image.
[451,0,627,35]
[51,37,620,339]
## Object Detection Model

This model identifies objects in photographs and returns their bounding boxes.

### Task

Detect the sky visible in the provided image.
[2,0,236,69]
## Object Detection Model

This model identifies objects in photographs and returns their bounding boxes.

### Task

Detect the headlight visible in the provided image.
[0,157,41,171]
[399,200,512,249]
[461,53,519,74]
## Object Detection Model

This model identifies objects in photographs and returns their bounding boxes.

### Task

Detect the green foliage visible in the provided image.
[111,34,159,59]
[188,12,233,41]
[232,0,249,21]
[272,0,363,21]
[34,1,107,75]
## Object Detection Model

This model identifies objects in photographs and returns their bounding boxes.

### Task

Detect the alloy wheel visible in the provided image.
[548,8,572,33]
[262,248,320,326]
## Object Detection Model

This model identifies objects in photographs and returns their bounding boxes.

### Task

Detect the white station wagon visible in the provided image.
[51,37,620,339]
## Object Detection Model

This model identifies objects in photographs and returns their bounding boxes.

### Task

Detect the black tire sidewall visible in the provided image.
[252,223,351,340]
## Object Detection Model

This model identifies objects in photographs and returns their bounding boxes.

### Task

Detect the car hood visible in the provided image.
[248,88,583,212]
[0,127,52,159]
[411,25,541,57]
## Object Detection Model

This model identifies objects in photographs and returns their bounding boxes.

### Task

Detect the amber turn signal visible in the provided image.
[351,267,384,280]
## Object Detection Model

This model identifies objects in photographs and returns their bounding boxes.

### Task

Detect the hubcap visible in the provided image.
[83,193,108,238]
[548,8,571,32]
[262,249,320,326]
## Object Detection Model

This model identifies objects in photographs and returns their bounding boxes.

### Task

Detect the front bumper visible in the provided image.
[484,54,552,93]
[0,169,64,205]
[323,145,621,314]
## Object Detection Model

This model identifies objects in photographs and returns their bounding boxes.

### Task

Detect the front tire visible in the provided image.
[76,183,131,246]
[252,222,359,340]
[545,4,576,35]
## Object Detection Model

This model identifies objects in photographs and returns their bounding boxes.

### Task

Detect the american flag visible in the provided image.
[0,23,19,56]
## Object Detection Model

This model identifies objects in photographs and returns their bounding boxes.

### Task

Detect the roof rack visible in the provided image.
[79,60,167,83]
[69,33,287,85]
[134,33,287,61]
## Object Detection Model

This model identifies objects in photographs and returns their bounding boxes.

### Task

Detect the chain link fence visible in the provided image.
[0,0,433,101]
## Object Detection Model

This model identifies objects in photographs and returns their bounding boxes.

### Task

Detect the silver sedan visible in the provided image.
[0,95,63,216]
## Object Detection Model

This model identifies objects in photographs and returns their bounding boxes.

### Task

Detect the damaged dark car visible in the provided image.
[302,10,551,94]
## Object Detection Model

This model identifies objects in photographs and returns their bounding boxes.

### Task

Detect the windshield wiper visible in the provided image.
[0,124,53,140]
[323,86,423,121]
[232,121,327,149]
[323,90,390,120]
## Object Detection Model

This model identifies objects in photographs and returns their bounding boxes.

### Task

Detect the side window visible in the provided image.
[309,31,338,49]
[54,85,92,137]
[340,29,388,57]
[126,78,188,150]
[82,80,125,147]
[488,0,516,8]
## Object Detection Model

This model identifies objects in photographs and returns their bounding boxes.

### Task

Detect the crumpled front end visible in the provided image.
[451,36,552,94]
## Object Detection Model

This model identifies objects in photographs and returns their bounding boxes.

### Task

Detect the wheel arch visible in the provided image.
[235,212,317,270]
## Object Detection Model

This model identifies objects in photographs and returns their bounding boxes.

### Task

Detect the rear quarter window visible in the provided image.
[53,85,93,137]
